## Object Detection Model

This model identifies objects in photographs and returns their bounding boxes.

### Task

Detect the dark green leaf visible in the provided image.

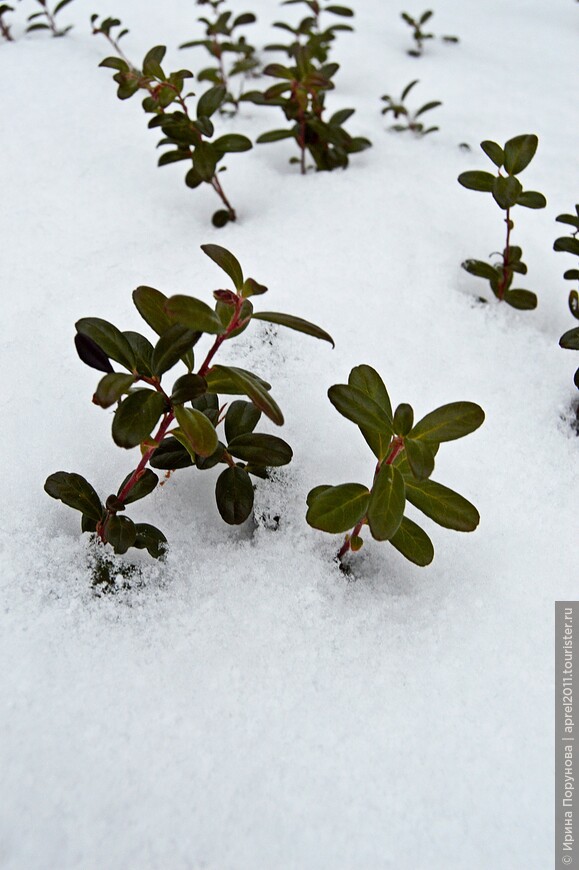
[405,478,480,531]
[142,45,166,77]
[252,311,334,346]
[117,468,159,505]
[328,384,393,435]
[212,134,253,153]
[554,237,579,256]
[44,472,103,521]
[492,175,522,210]
[76,318,135,371]
[174,406,219,457]
[201,244,244,291]
[457,170,495,192]
[348,365,392,418]
[105,515,136,555]
[133,523,167,558]
[560,327,579,351]
[503,133,538,175]
[389,516,434,566]
[367,465,405,541]
[517,191,546,209]
[306,483,370,534]
[409,402,485,443]
[208,365,283,424]
[197,85,226,119]
[227,433,292,467]
[150,436,194,469]
[171,373,207,404]
[257,129,296,143]
[151,324,200,375]
[393,403,413,436]
[503,289,537,310]
[241,278,268,298]
[133,286,172,336]
[164,295,226,334]
[215,466,254,524]
[224,400,261,442]
[193,141,218,181]
[204,365,270,394]
[480,140,504,167]
[93,373,136,408]
[112,390,167,449]
[462,259,499,281]
[405,438,435,480]
[74,333,114,373]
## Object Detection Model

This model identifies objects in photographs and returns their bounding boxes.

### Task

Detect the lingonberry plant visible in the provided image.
[92,16,252,228]
[400,9,458,57]
[381,80,441,137]
[0,2,16,40]
[265,0,354,63]
[242,46,371,173]
[555,205,579,401]
[26,0,74,36]
[45,245,334,564]
[458,134,547,310]
[306,366,484,567]
[179,0,260,114]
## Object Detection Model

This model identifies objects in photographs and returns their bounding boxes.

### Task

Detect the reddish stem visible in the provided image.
[498,207,512,301]
[198,295,244,377]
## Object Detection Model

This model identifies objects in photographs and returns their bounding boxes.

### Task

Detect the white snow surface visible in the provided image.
[1,0,578,867]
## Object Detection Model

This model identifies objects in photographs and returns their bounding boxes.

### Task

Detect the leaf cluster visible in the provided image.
[400,9,458,57]
[93,29,252,227]
[45,245,333,559]
[266,0,354,64]
[26,0,74,37]
[556,205,579,391]
[0,2,16,41]
[180,0,260,112]
[306,365,484,566]
[381,79,441,137]
[458,134,546,310]
[242,47,371,172]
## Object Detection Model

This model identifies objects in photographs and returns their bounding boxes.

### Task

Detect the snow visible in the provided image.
[1,0,578,867]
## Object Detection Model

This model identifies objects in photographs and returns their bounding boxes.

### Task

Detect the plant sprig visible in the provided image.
[0,2,16,41]
[45,245,334,565]
[92,16,252,228]
[242,46,371,173]
[381,79,441,137]
[306,366,484,567]
[266,0,354,64]
[556,204,579,399]
[27,0,74,37]
[458,134,546,310]
[180,0,260,114]
[400,9,458,57]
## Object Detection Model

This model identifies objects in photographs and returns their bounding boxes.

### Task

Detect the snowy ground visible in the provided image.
[1,0,578,867]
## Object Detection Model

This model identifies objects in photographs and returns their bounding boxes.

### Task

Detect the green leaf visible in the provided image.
[326,5,354,15]
[560,327,579,351]
[201,244,244,291]
[306,485,332,507]
[462,259,499,281]
[99,57,129,72]
[556,214,579,230]
[185,168,204,189]
[409,402,485,443]
[393,403,413,436]
[193,141,218,182]
[366,465,405,541]
[208,365,283,425]
[503,133,538,175]
[224,400,261,442]
[503,289,537,310]
[389,517,434,566]
[241,278,268,298]
[133,286,172,336]
[554,237,579,256]
[173,406,219,457]
[112,390,167,449]
[123,332,154,376]
[75,318,135,371]
[252,311,334,346]
[405,478,480,532]
[227,433,292,467]
[347,365,392,417]
[257,129,296,143]
[212,134,253,153]
[328,384,394,436]
[93,373,136,408]
[142,45,166,77]
[105,515,137,555]
[457,171,495,192]
[133,523,167,558]
[404,438,435,480]
[197,85,226,119]
[306,483,370,534]
[480,140,504,168]
[44,472,103,522]
[517,191,546,209]
[117,468,159,504]
[164,295,226,334]
[215,466,254,524]
[204,366,270,394]
[150,436,194,469]
[74,333,114,373]
[492,175,522,210]
[171,373,207,404]
[151,324,200,375]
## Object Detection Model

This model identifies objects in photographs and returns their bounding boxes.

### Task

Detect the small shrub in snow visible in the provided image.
[458,134,547,310]
[26,0,74,37]
[556,205,579,399]
[306,365,484,567]
[45,245,333,560]
[92,16,252,228]
[179,0,260,115]
[265,0,354,64]
[0,3,16,40]
[242,46,371,173]
[400,9,458,57]
[381,80,441,137]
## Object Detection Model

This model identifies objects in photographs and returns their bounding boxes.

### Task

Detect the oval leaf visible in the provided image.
[44,472,103,521]
[164,295,225,334]
[328,384,394,436]
[117,468,159,505]
[306,483,370,535]
[174,406,219,457]
[215,466,254,525]
[227,433,293,467]
[201,244,244,291]
[405,478,480,532]
[367,465,405,541]
[112,390,167,449]
[224,400,261,442]
[76,318,135,371]
[410,402,485,443]
[389,516,434,566]
[252,311,334,346]
[503,133,538,175]
[457,171,495,192]
[151,324,200,375]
